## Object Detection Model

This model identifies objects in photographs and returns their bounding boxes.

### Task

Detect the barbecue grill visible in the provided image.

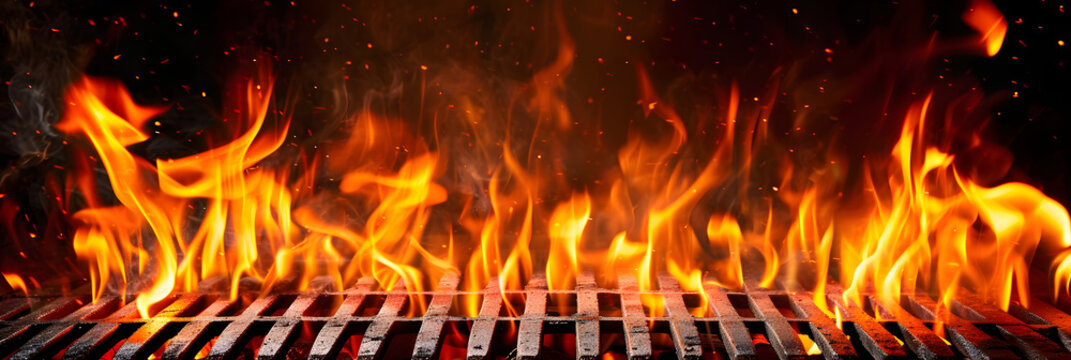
[2,272,1069,359]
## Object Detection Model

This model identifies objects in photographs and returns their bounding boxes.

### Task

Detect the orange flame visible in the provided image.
[56,65,456,316]
[963,0,1008,57]
[831,94,1071,317]
[54,70,1071,321]
[546,193,590,291]
[2,272,29,297]
[39,3,1071,324]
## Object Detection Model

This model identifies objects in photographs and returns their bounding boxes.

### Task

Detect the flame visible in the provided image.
[757,206,780,289]
[831,94,1071,317]
[546,192,590,296]
[2,272,29,297]
[54,72,1071,322]
[963,0,1008,57]
[37,1,1071,327]
[704,215,744,290]
[798,334,823,356]
[56,65,454,316]
[834,305,843,330]
[59,76,176,317]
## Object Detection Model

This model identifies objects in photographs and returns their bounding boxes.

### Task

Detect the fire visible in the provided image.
[56,66,453,317]
[1,272,29,297]
[703,215,744,290]
[828,94,1071,318]
[963,0,1008,57]
[58,76,176,317]
[546,192,590,298]
[23,0,1071,331]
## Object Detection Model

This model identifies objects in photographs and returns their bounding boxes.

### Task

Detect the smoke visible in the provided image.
[0,1,91,281]
[0,1,81,164]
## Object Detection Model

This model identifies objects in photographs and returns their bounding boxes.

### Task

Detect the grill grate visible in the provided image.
[1,273,1070,359]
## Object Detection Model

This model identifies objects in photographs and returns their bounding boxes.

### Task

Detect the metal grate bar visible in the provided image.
[515,273,547,360]
[575,272,600,359]
[903,294,1020,359]
[355,279,408,359]
[1008,299,1071,351]
[465,277,502,360]
[113,294,206,360]
[866,295,957,359]
[743,282,807,358]
[62,297,146,359]
[0,298,33,320]
[787,292,856,358]
[411,272,460,359]
[205,295,285,359]
[617,274,653,360]
[701,281,755,359]
[257,293,325,359]
[822,287,907,359]
[657,274,702,359]
[159,298,238,359]
[257,277,340,359]
[308,277,375,360]
[951,295,1068,359]
[10,296,122,359]
[3,274,1071,359]
[0,295,83,354]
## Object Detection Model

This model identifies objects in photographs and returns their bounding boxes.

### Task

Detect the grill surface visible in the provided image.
[1,272,1070,359]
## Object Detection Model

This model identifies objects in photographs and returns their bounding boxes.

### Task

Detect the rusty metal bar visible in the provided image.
[657,274,702,360]
[412,273,461,360]
[617,274,653,360]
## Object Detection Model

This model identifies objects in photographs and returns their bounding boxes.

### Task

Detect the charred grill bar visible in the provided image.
[0,273,1069,359]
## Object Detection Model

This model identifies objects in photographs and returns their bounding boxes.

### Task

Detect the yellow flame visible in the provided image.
[2,272,29,297]
[798,334,823,356]
[45,7,1071,323]
[546,193,590,291]
[705,215,744,290]
[963,0,1008,57]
